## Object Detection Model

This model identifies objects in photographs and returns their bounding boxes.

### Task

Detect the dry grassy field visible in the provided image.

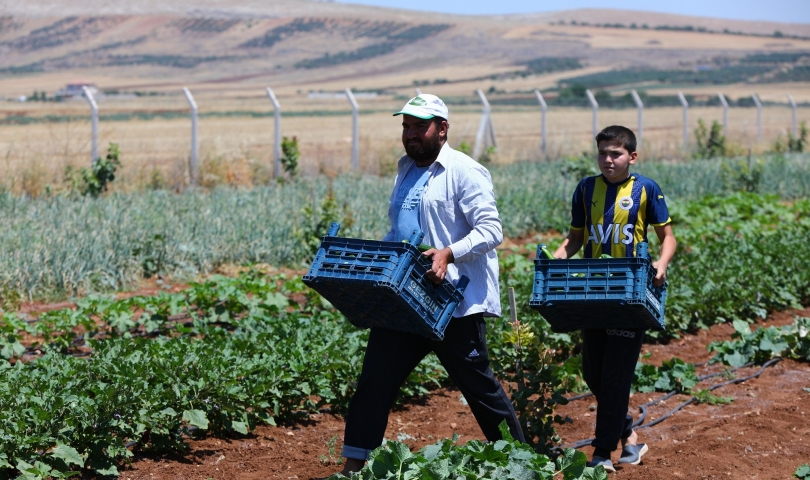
[1,91,804,195]
[1,1,808,193]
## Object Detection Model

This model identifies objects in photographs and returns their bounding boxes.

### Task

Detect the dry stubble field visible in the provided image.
[2,92,805,194]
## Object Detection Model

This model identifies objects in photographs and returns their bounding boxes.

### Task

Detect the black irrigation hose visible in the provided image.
[557,358,782,450]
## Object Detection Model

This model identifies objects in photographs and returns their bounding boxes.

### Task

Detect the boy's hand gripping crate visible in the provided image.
[302,223,469,341]
[529,242,666,332]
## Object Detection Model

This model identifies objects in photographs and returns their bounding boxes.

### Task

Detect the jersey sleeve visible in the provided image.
[570,179,587,230]
[645,180,671,226]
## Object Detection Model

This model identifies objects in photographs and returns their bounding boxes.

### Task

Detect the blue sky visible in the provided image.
[337,1,810,24]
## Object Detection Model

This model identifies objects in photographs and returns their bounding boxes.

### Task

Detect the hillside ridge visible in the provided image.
[1,1,809,36]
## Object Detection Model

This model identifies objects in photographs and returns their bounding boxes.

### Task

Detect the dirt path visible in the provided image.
[108,308,810,480]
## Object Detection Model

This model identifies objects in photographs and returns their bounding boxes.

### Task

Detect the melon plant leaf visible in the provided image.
[182,409,209,429]
[556,447,586,472]
[732,319,752,336]
[52,443,84,467]
[581,465,610,480]
[231,421,249,435]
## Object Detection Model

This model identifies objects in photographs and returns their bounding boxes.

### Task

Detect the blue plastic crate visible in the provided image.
[528,242,666,332]
[302,223,469,341]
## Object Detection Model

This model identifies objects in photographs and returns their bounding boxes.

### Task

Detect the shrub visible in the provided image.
[693,119,726,159]
[789,122,808,153]
[64,143,121,197]
[721,155,764,193]
[280,136,299,178]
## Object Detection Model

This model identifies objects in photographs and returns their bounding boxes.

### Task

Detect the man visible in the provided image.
[336,94,525,476]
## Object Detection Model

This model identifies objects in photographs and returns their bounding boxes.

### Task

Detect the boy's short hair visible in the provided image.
[595,125,637,153]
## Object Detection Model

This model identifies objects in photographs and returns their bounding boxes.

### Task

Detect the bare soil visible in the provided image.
[102,307,810,480]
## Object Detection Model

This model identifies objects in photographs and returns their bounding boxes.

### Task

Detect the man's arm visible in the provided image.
[554,228,584,259]
[445,166,503,263]
[425,165,501,283]
[652,224,676,286]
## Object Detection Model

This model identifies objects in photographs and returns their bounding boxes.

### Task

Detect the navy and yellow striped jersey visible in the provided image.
[571,173,671,259]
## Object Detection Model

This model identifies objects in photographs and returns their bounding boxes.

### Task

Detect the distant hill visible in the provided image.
[0,0,808,96]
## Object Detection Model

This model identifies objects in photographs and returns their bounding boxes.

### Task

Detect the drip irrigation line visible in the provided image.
[557,357,782,450]
[566,392,593,402]
[638,358,780,430]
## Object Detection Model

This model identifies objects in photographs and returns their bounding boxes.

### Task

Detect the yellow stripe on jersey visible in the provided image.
[588,179,606,258]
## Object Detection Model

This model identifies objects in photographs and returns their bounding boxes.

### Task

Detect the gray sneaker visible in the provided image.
[618,443,648,465]
[586,456,616,473]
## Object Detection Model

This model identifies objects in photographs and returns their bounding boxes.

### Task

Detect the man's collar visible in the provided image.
[432,142,452,168]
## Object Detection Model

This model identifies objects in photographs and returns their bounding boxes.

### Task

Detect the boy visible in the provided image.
[553,125,676,472]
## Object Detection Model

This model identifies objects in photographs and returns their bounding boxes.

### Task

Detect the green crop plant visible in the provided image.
[280,136,300,178]
[328,423,609,480]
[720,155,764,193]
[1,156,810,299]
[3,258,810,478]
[64,143,121,198]
[692,389,733,405]
[693,119,727,159]
[0,270,450,478]
[297,184,356,261]
[633,357,699,393]
[500,320,570,454]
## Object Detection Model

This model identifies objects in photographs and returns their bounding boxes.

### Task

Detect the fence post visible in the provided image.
[751,93,763,143]
[718,92,729,138]
[266,87,282,178]
[473,89,497,160]
[534,89,547,156]
[678,91,689,147]
[345,88,359,170]
[81,86,98,165]
[631,89,644,146]
[586,89,598,139]
[182,87,199,186]
[787,93,798,137]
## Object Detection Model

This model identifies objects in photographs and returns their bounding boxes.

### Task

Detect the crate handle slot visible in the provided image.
[408,229,426,247]
[327,222,341,237]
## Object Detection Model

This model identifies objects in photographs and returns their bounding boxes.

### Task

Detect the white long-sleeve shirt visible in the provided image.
[383,143,503,318]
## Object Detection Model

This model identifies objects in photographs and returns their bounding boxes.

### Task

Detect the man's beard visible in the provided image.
[404,132,442,163]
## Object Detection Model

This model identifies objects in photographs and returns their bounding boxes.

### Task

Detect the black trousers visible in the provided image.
[342,313,525,459]
[581,328,644,453]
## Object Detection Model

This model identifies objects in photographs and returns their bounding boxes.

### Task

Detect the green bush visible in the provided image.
[280,136,300,178]
[64,142,121,197]
[693,119,726,159]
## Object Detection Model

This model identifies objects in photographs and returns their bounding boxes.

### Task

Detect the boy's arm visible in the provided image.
[553,228,584,259]
[652,224,676,287]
